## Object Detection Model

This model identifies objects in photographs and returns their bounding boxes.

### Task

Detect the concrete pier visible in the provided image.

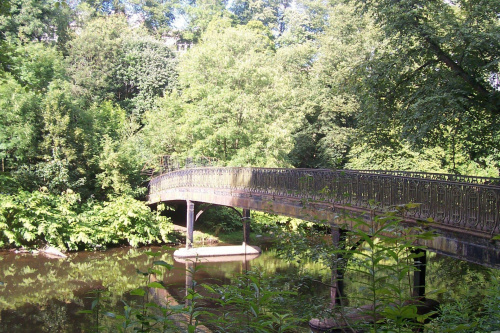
[173,243,261,259]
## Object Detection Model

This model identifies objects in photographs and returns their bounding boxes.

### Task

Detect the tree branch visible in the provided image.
[423,35,490,98]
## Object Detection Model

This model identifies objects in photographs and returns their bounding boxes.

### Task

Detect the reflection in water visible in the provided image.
[0,245,302,332]
[0,247,167,332]
[0,246,495,332]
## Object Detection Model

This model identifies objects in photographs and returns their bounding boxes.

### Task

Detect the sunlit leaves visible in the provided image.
[348,0,500,168]
[0,190,173,250]
[143,19,300,167]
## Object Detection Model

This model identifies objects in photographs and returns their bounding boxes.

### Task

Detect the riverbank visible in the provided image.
[170,222,270,246]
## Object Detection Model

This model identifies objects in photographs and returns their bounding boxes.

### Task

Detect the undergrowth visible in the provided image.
[0,190,174,250]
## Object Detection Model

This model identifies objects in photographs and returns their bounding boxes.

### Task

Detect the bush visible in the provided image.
[196,206,242,235]
[0,190,173,250]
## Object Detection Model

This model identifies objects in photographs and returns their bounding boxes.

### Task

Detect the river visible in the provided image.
[0,242,495,332]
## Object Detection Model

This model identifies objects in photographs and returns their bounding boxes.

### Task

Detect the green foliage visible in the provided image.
[229,0,290,33]
[288,2,377,169]
[344,211,437,331]
[95,133,145,197]
[426,271,500,332]
[67,15,131,103]
[0,189,80,249]
[74,196,174,249]
[206,270,302,332]
[82,253,309,332]
[251,211,311,235]
[67,15,177,115]
[0,0,73,46]
[196,206,242,235]
[107,250,188,332]
[0,172,18,194]
[10,79,90,194]
[11,42,66,92]
[179,0,236,43]
[273,205,439,331]
[143,19,301,167]
[0,190,173,250]
[0,73,40,170]
[345,140,500,176]
[119,37,177,115]
[348,0,500,168]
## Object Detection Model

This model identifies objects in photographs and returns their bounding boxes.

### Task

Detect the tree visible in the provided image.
[229,0,291,33]
[118,37,178,114]
[78,0,177,34]
[0,0,73,47]
[142,19,301,167]
[67,15,130,103]
[129,0,177,34]
[0,74,40,172]
[348,0,500,169]
[179,0,234,42]
[0,42,68,172]
[11,42,66,92]
[276,0,327,46]
[67,15,177,115]
[288,2,380,169]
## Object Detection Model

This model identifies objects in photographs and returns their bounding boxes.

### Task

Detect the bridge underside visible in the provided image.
[149,188,500,268]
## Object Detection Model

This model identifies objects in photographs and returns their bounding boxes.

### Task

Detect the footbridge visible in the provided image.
[147,167,500,268]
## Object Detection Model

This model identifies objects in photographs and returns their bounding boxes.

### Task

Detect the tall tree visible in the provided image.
[179,0,233,42]
[67,15,177,115]
[349,0,500,168]
[142,19,301,167]
[229,0,291,33]
[129,0,177,33]
[0,0,12,77]
[0,0,73,47]
[288,2,380,169]
[0,42,67,173]
[78,0,177,33]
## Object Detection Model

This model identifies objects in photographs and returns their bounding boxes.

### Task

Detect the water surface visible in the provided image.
[0,244,495,332]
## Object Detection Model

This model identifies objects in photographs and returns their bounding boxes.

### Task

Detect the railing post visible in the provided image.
[243,209,251,245]
[186,200,194,249]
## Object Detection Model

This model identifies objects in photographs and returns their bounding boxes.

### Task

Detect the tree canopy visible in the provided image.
[1,0,499,201]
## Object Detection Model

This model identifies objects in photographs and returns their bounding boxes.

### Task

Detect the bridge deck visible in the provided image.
[148,167,500,268]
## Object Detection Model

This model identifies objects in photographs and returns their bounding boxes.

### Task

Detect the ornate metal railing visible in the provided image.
[142,156,220,177]
[149,167,500,235]
[157,156,219,174]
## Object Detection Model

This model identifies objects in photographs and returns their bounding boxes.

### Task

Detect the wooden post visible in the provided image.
[412,248,427,299]
[242,209,250,245]
[186,200,194,249]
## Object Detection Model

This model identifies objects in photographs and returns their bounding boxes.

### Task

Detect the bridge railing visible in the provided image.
[149,167,500,235]
[354,169,500,185]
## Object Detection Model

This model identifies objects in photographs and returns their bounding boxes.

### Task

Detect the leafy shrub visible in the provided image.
[0,190,173,250]
[426,271,500,332]
[197,206,242,235]
[251,211,313,235]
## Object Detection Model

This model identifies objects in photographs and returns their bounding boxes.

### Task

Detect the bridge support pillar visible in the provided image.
[186,200,194,249]
[330,225,346,306]
[242,209,251,245]
[412,248,427,299]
